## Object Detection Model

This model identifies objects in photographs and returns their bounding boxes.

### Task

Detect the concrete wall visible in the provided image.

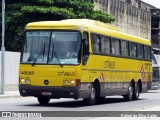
[0,51,20,91]
[94,0,151,40]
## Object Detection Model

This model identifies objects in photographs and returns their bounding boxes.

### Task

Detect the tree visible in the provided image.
[0,0,115,51]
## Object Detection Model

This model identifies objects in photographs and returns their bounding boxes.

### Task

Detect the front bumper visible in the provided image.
[19,84,80,99]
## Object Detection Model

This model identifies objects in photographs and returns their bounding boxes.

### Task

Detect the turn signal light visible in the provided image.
[76,79,81,86]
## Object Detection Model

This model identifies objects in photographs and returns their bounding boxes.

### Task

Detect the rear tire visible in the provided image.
[123,83,133,101]
[37,97,50,105]
[133,83,140,100]
[83,84,96,105]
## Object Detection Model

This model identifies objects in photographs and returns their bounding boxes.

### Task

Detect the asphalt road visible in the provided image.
[0,90,160,119]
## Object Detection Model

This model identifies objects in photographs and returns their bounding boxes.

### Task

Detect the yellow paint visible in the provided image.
[20,19,152,88]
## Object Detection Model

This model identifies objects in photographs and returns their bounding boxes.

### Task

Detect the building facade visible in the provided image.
[94,0,151,40]
[151,8,160,54]
[94,0,160,54]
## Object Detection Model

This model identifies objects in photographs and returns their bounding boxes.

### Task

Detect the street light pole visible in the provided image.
[1,0,5,95]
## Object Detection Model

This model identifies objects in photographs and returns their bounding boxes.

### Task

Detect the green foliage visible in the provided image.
[0,0,115,51]
[21,6,76,18]
[92,10,115,23]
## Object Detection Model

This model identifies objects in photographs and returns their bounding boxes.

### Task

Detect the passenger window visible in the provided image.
[137,44,144,59]
[82,32,89,65]
[121,40,129,57]
[144,46,151,60]
[129,42,137,57]
[101,36,110,54]
[91,33,101,54]
[111,38,120,55]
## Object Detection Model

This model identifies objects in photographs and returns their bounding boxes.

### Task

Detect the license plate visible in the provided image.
[42,92,52,96]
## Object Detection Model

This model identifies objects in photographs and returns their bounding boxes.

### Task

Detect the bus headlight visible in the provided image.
[64,80,69,85]
[71,80,75,85]
[25,79,30,84]
[20,79,25,84]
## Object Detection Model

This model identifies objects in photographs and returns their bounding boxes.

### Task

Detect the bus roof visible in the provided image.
[26,19,151,46]
[26,19,118,30]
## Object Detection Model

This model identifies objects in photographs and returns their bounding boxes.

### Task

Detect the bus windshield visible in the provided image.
[21,31,81,65]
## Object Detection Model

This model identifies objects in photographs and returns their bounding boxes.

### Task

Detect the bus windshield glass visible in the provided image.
[21,31,81,65]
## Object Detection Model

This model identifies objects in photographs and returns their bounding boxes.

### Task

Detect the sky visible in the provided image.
[141,0,160,8]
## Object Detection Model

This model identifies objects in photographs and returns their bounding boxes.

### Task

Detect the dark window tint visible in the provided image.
[91,34,101,54]
[129,42,137,57]
[111,38,120,55]
[144,46,151,60]
[121,40,129,56]
[137,44,144,59]
[101,36,110,54]
[82,32,89,65]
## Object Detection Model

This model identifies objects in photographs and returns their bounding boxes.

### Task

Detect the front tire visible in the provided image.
[83,84,96,105]
[37,97,50,105]
[123,83,134,101]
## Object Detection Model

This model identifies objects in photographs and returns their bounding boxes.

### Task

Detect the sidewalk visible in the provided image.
[0,84,20,98]
[0,91,20,98]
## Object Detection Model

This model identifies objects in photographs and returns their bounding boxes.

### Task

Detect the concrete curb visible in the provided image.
[0,95,21,99]
[147,89,160,93]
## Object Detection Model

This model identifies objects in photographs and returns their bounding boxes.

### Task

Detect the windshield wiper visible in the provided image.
[53,52,63,67]
[51,43,63,67]
[31,55,42,66]
[32,43,46,66]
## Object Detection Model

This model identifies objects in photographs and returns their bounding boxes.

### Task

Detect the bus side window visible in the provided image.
[111,38,120,55]
[82,32,89,65]
[144,46,151,60]
[137,44,144,59]
[101,36,110,54]
[129,42,137,57]
[91,33,101,54]
[121,40,129,57]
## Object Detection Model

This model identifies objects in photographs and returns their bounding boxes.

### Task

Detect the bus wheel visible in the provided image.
[37,97,50,105]
[83,84,96,105]
[133,83,140,100]
[123,83,133,101]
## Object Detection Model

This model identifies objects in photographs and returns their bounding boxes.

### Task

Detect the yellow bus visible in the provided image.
[19,19,152,105]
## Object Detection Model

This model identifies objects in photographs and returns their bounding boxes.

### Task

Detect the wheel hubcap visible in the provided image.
[136,87,139,97]
[129,86,133,99]
[91,87,95,100]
